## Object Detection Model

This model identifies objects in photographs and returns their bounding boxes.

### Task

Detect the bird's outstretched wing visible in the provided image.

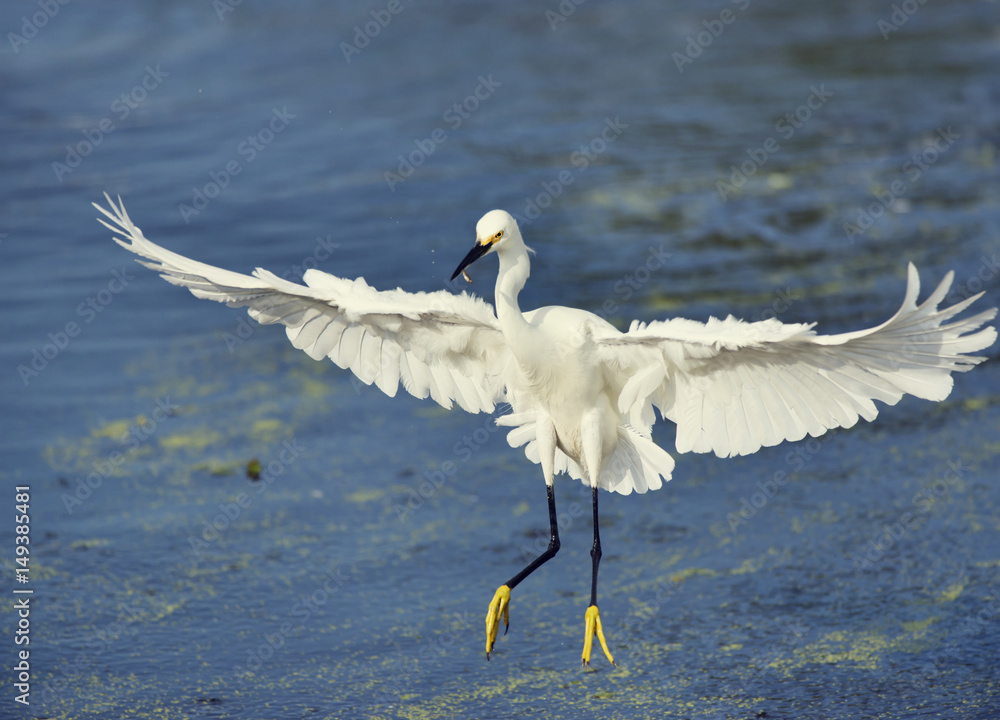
[599,264,997,458]
[95,194,509,413]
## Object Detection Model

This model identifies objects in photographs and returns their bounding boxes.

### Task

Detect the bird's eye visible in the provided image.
[494,231,503,240]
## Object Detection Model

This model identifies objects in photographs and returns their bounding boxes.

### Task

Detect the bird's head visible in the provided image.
[450,210,521,282]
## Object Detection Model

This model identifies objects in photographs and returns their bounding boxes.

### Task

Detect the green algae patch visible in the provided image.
[963,396,990,411]
[669,567,718,583]
[69,538,114,551]
[901,617,939,636]
[413,405,452,419]
[159,429,222,452]
[348,488,387,504]
[249,417,287,442]
[792,630,891,670]
[93,419,134,440]
[937,581,965,603]
[192,459,241,477]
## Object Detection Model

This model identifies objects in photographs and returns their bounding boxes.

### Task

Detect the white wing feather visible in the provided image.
[97,194,996,494]
[95,194,509,413]
[599,264,996,458]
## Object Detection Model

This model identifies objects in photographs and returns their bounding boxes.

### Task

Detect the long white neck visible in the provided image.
[494,240,534,356]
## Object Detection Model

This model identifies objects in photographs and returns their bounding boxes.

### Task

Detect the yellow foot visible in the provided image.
[582,604,616,667]
[485,585,511,660]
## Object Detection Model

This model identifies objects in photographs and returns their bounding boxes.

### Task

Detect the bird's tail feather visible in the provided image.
[499,413,673,495]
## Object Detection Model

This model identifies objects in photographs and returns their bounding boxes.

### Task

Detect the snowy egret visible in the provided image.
[96,194,996,666]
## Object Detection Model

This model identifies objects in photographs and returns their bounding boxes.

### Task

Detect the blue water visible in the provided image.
[2,1,999,718]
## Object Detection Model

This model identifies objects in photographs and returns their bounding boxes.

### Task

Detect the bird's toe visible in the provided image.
[485,585,511,660]
[581,604,616,667]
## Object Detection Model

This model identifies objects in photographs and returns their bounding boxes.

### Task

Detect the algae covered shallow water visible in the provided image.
[2,1,1000,718]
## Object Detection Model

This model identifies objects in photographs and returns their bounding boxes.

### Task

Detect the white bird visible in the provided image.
[95,194,996,666]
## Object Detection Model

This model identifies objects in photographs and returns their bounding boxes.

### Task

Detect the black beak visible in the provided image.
[450,242,491,281]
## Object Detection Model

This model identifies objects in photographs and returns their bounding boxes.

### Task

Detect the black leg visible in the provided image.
[506,483,560,591]
[485,482,560,659]
[589,486,601,606]
[582,485,615,666]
